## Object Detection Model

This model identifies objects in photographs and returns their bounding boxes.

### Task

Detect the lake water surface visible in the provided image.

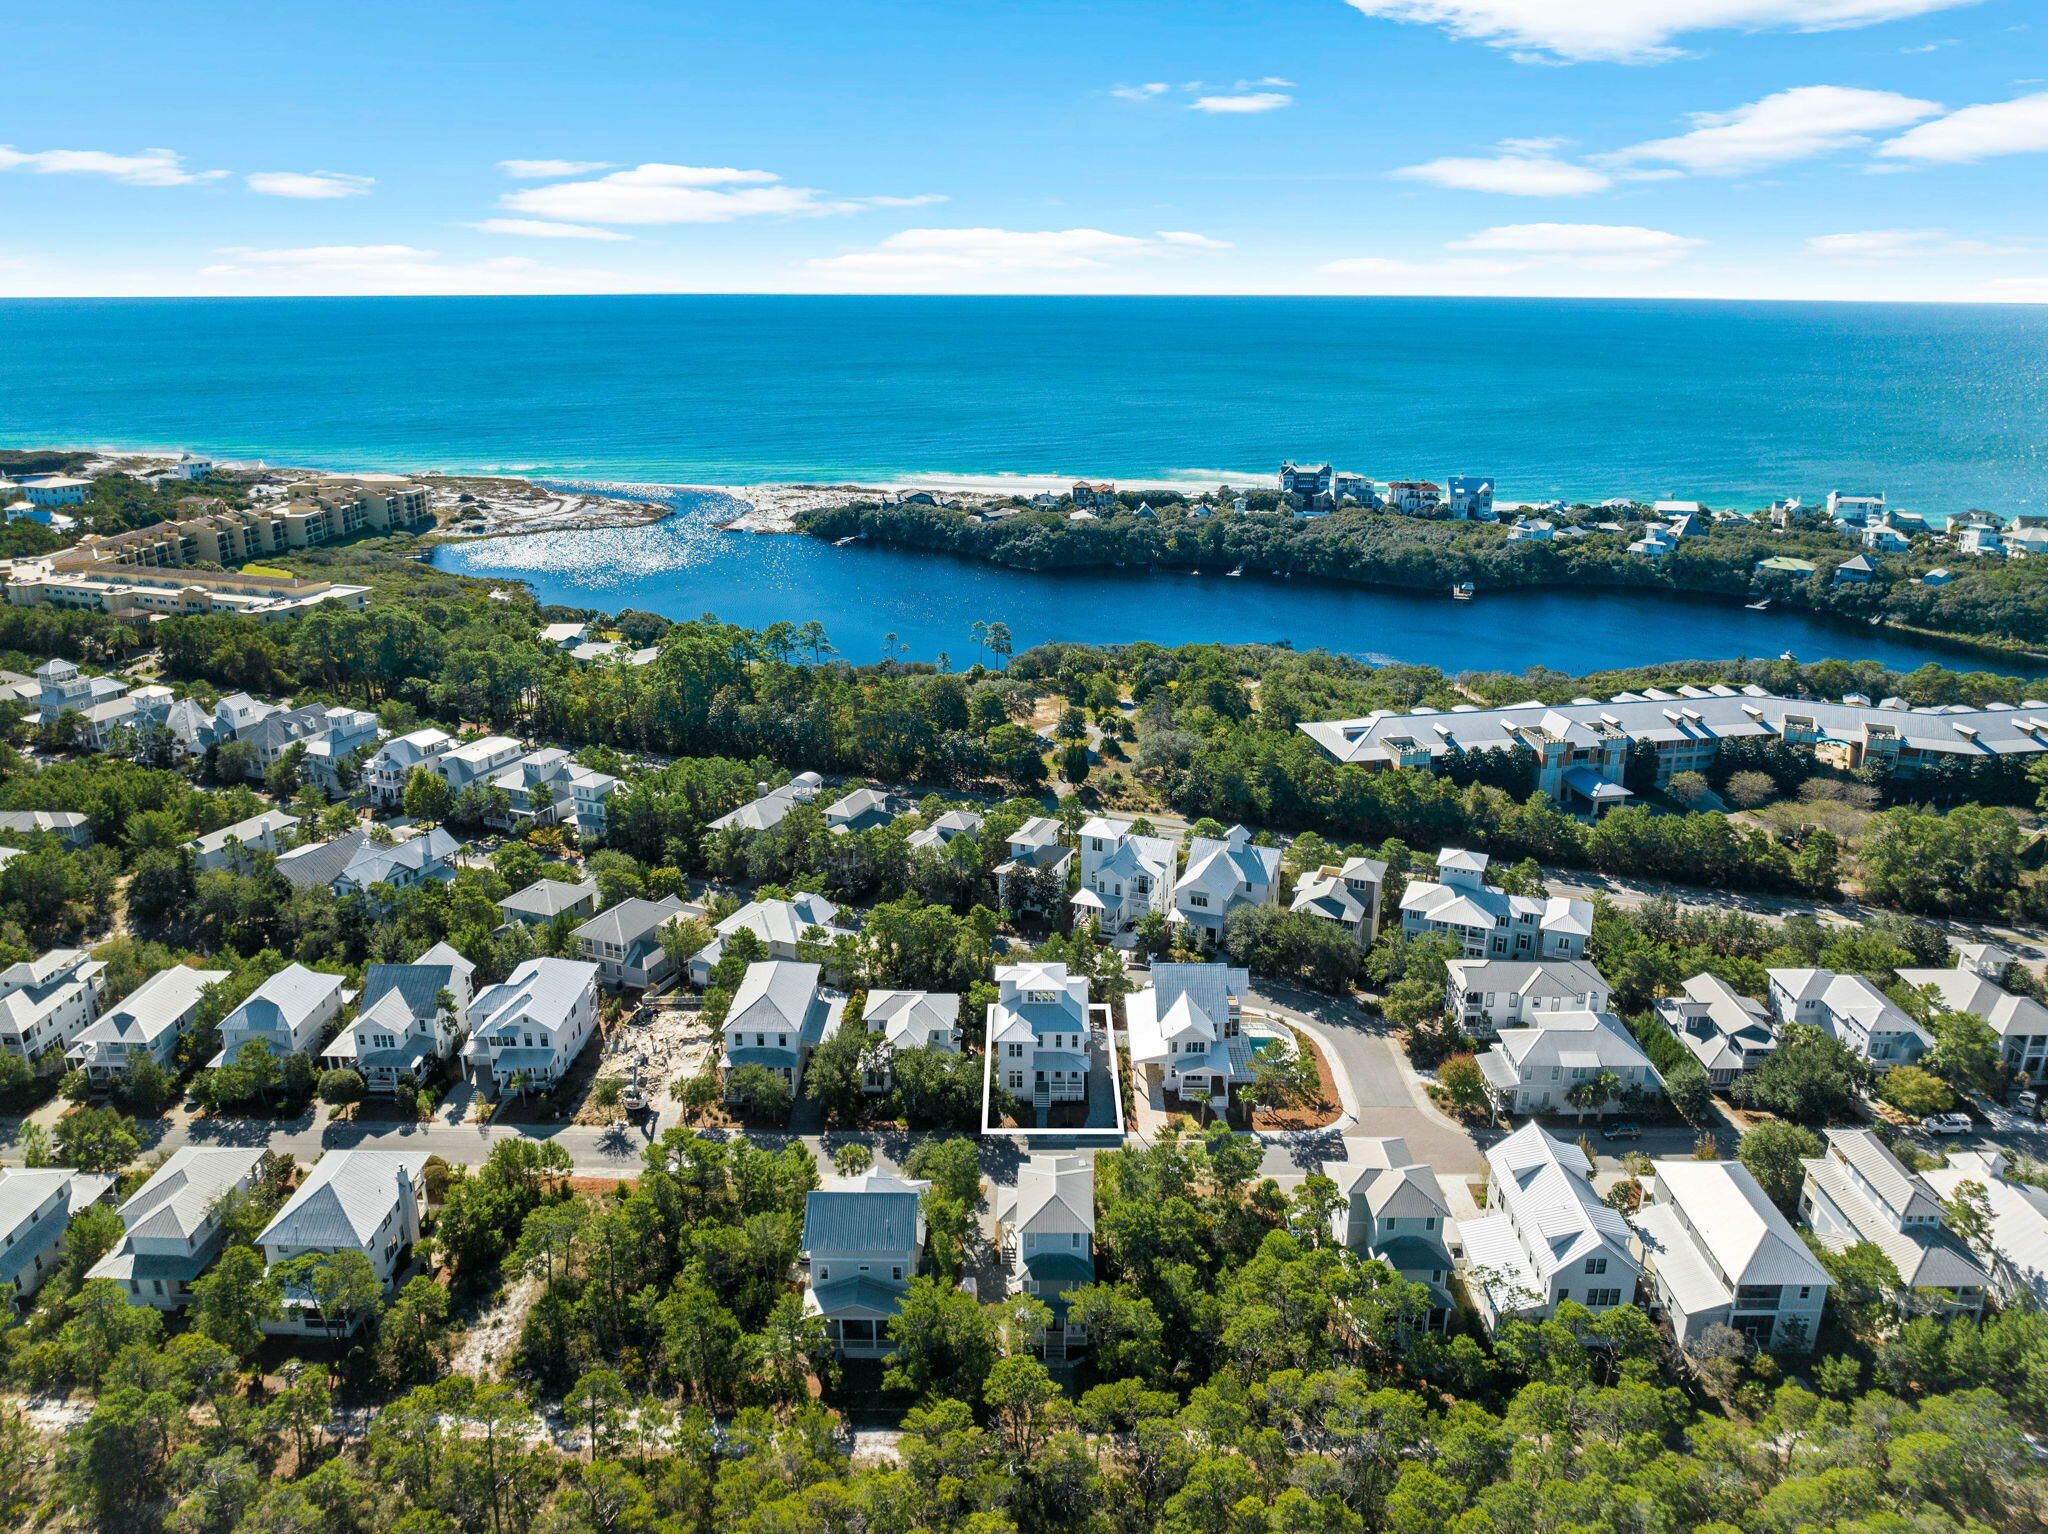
[432,488,2038,676]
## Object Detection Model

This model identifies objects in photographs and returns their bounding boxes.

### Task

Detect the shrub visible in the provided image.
[1876,1065,1953,1118]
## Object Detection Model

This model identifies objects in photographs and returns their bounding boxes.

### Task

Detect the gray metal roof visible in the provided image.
[275,827,371,889]
[574,894,688,947]
[498,876,600,920]
[1303,685,2048,770]
[259,1149,429,1249]
[804,1188,921,1254]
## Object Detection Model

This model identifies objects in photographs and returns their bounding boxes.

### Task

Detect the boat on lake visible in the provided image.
[1746,598,1770,610]
[1451,581,1476,601]
[1228,564,1244,577]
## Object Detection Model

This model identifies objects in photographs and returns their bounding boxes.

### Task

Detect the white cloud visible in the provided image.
[1877,90,2048,161]
[1394,152,1614,194]
[803,226,1229,283]
[1320,255,1527,276]
[245,170,374,199]
[202,244,637,295]
[0,145,224,186]
[1111,82,1171,100]
[468,218,633,241]
[1604,85,1942,173]
[1234,76,1296,88]
[498,159,616,178]
[1449,221,1706,266]
[1341,0,1983,65]
[1189,92,1293,113]
[500,162,925,224]
[1803,227,2029,257]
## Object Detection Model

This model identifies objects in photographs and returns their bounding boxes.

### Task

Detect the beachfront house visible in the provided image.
[1171,825,1280,947]
[708,772,825,833]
[1895,952,2048,1080]
[997,1155,1096,1357]
[257,1150,431,1334]
[1383,481,1441,515]
[1461,1124,1640,1331]
[1445,957,1610,1039]
[461,956,600,1094]
[802,1172,928,1357]
[988,961,1093,1111]
[1654,973,1778,1085]
[575,894,690,989]
[1766,968,1931,1064]
[1072,815,1176,944]
[718,960,840,1097]
[1330,1137,1456,1325]
[67,965,227,1085]
[1288,856,1387,944]
[1124,961,1253,1108]
[0,948,107,1073]
[688,892,845,985]
[1399,849,1593,961]
[187,809,300,872]
[1628,526,1678,558]
[0,1168,117,1310]
[860,989,960,1091]
[88,1148,265,1310]
[1477,1010,1662,1118]
[211,964,348,1069]
[1921,1151,2048,1310]
[1446,475,1494,520]
[1631,1159,1832,1350]
[1799,1128,1987,1316]
[320,942,474,1095]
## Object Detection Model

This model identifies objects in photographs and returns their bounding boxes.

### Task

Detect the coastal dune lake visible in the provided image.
[432,488,2039,675]
[5,293,2047,671]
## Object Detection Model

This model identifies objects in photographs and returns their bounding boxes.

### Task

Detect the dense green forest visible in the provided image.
[797,499,2048,652]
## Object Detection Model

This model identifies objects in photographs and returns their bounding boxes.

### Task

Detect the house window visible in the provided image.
[1586,1288,1622,1307]
[1190,894,1209,908]
[892,1267,902,1280]
[1586,1257,1607,1275]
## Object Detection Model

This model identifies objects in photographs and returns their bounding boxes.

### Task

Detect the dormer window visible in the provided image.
[1026,990,1055,1004]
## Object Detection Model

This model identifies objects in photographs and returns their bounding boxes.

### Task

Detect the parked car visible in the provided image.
[1924,1113,1973,1135]
[1600,1120,1642,1141]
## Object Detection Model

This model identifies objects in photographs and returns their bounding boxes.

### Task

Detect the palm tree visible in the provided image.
[1567,1069,1622,1124]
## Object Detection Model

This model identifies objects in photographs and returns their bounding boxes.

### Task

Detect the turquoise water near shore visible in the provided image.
[430,486,2043,676]
[2,295,2046,511]
[4,293,2046,671]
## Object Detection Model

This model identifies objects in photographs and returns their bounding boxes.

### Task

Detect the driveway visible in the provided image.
[1247,980,1487,1177]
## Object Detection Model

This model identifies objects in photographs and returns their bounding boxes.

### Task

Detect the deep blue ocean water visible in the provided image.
[4,295,2046,671]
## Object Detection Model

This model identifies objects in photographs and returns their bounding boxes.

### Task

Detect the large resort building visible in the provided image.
[1301,684,2048,816]
[2,477,427,622]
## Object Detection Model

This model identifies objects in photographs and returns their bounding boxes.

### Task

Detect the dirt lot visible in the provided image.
[569,1001,716,1125]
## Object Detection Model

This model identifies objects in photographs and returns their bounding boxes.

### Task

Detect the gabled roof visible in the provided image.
[114,1147,265,1243]
[1448,957,1609,1001]
[275,827,372,890]
[0,1169,115,1283]
[1002,1154,1094,1235]
[865,989,959,1048]
[1480,1010,1659,1081]
[72,965,228,1049]
[803,1173,926,1254]
[715,894,840,949]
[225,964,344,1036]
[725,960,832,1043]
[1177,828,1279,896]
[341,826,458,888]
[498,876,600,920]
[189,808,298,857]
[259,1149,429,1249]
[575,894,688,947]
[467,956,597,1038]
[1896,965,2048,1041]
[1644,1159,1830,1288]
[1484,1123,1635,1284]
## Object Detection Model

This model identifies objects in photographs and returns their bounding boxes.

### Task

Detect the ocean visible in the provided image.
[4,295,2046,509]
[4,294,2046,672]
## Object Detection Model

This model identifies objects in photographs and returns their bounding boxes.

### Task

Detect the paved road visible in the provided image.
[1544,865,2048,968]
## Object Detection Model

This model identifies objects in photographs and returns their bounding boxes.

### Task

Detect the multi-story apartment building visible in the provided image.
[1301,686,2048,806]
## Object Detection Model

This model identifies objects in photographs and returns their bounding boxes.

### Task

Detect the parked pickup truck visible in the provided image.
[1924,1113,1973,1135]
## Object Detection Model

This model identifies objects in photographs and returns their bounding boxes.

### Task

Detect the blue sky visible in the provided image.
[3,0,2045,300]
